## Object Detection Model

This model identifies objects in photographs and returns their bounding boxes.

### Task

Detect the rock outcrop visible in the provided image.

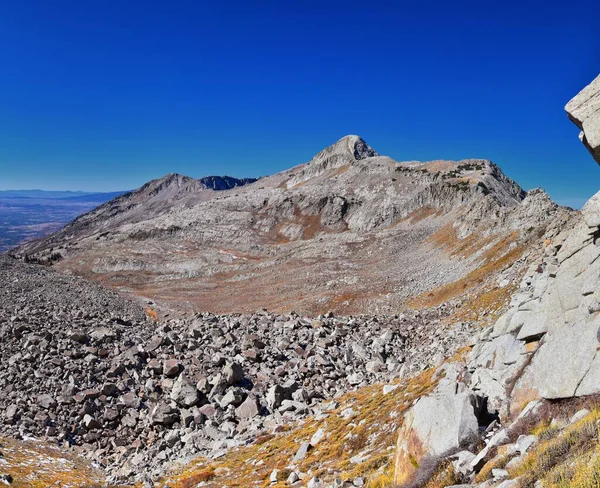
[566,74,600,164]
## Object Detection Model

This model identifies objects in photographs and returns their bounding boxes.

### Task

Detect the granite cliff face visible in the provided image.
[566,74,600,164]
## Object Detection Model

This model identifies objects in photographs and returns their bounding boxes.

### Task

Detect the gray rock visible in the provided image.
[293,442,311,462]
[219,388,245,409]
[452,450,476,476]
[170,375,200,407]
[151,403,179,426]
[37,394,56,410]
[310,427,326,447]
[163,359,181,377]
[223,362,244,386]
[570,408,590,424]
[395,365,480,483]
[566,74,600,165]
[269,469,279,483]
[516,434,538,455]
[492,468,509,480]
[235,395,260,419]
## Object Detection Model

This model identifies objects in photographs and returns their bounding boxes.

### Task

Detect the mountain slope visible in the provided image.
[13,136,570,316]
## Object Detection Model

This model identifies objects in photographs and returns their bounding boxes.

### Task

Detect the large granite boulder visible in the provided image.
[394,365,479,484]
[566,74,600,164]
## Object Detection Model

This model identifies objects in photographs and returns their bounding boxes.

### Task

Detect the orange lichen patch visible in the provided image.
[407,206,439,224]
[145,307,159,321]
[394,426,426,485]
[156,369,439,488]
[453,283,517,327]
[409,240,527,309]
[0,436,107,488]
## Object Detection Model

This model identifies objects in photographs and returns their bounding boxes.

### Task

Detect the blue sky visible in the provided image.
[0,1,599,207]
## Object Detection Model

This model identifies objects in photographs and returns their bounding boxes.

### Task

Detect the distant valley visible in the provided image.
[0,190,126,252]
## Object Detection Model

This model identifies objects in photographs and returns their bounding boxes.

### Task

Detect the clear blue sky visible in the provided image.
[0,1,599,207]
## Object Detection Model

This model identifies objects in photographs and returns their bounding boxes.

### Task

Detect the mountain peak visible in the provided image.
[284,136,379,188]
[314,135,379,164]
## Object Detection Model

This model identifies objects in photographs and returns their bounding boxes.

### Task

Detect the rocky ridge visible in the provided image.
[13,136,567,317]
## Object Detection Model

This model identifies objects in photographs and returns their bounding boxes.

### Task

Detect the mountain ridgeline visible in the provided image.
[13,135,568,315]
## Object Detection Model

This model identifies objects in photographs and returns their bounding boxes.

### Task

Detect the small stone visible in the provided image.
[492,468,509,480]
[235,395,260,419]
[151,403,179,425]
[170,375,200,407]
[0,473,14,484]
[37,394,56,409]
[516,434,538,455]
[163,359,181,377]
[83,414,100,429]
[223,362,244,386]
[570,408,590,424]
[220,388,245,409]
[293,442,311,462]
[310,427,326,446]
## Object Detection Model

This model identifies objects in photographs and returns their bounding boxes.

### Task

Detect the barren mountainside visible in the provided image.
[14,135,570,317]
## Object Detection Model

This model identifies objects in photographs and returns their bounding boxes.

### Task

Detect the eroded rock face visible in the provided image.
[566,74,600,164]
[394,364,479,485]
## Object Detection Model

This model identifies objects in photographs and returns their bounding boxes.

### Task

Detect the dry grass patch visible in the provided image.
[510,409,600,487]
[0,436,106,488]
[409,239,526,309]
[475,453,510,482]
[156,369,440,488]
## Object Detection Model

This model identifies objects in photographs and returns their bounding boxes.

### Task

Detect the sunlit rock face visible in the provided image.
[566,74,600,165]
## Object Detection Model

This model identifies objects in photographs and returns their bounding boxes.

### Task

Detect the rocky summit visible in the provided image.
[3,76,600,488]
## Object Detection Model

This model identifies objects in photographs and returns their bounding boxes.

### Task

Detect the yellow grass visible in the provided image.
[509,409,600,488]
[155,369,440,488]
[0,436,106,488]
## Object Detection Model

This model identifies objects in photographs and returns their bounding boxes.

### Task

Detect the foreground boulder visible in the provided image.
[394,364,480,484]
